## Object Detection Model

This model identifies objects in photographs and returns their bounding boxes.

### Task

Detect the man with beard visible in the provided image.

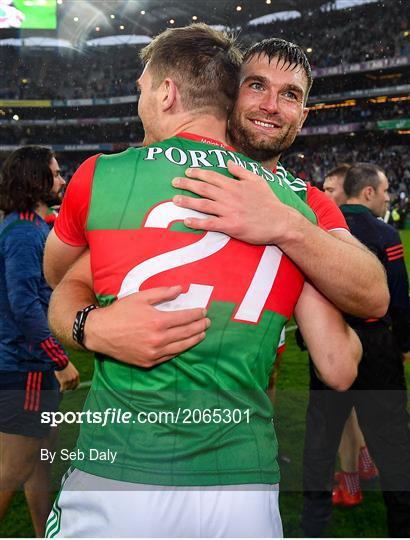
[0,146,79,536]
[172,38,387,318]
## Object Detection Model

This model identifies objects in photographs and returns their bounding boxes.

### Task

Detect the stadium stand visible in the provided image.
[0,1,408,100]
[242,0,408,67]
[0,0,409,220]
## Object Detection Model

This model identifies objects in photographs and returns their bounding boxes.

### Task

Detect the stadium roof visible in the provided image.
[54,0,383,43]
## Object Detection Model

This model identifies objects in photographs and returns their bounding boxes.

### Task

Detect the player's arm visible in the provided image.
[382,232,410,352]
[294,282,362,391]
[4,226,79,391]
[44,155,98,289]
[48,251,211,368]
[44,229,86,289]
[171,161,389,319]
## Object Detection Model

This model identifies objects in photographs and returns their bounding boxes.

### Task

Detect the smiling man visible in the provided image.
[174,39,388,318]
[229,45,310,165]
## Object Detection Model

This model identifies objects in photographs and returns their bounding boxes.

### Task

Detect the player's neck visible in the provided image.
[261,155,280,171]
[171,115,228,146]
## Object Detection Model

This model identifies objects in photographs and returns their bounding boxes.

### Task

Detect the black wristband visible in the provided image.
[72,304,98,348]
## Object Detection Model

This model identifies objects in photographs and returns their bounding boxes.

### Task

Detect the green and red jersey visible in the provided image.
[54,134,329,486]
[274,163,348,234]
[55,143,347,250]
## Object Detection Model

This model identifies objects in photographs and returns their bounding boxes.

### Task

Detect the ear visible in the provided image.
[161,78,177,112]
[297,107,309,132]
[363,186,374,201]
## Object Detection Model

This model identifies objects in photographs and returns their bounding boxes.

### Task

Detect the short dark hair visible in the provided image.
[244,38,313,100]
[325,163,351,180]
[0,146,54,214]
[140,23,243,118]
[344,162,385,198]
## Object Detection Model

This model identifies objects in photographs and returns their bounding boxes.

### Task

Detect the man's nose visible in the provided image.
[259,92,279,114]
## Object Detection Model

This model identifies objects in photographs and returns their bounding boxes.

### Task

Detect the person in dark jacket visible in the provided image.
[0,146,79,536]
[301,162,410,538]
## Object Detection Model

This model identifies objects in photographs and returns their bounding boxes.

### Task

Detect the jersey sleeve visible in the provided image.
[4,224,69,370]
[382,228,410,352]
[306,184,349,232]
[54,154,100,247]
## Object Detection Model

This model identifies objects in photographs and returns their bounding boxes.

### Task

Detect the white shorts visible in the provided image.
[46,468,283,538]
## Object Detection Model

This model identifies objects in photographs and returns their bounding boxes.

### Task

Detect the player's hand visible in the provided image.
[55,361,80,392]
[171,160,299,245]
[83,286,211,368]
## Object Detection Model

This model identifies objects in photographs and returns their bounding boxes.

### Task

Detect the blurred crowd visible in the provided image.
[244,0,409,69]
[281,139,410,225]
[0,1,408,101]
[282,139,410,199]
[2,99,408,147]
[306,100,410,127]
[0,47,140,101]
[1,121,141,146]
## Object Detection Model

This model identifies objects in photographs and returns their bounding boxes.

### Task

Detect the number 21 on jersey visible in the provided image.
[118,201,282,324]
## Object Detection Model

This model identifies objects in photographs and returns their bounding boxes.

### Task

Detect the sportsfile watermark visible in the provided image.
[41,407,251,427]
[9,389,410,494]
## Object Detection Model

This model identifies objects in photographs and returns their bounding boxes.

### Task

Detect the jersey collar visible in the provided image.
[175,132,237,152]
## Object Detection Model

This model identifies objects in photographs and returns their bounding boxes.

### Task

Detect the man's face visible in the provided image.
[369,172,390,218]
[44,157,65,206]
[323,175,348,207]
[137,64,161,146]
[229,54,309,163]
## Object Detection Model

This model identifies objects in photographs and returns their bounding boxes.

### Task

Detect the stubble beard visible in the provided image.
[229,114,298,164]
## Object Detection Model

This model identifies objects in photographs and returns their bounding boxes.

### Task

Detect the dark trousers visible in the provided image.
[301,322,410,537]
